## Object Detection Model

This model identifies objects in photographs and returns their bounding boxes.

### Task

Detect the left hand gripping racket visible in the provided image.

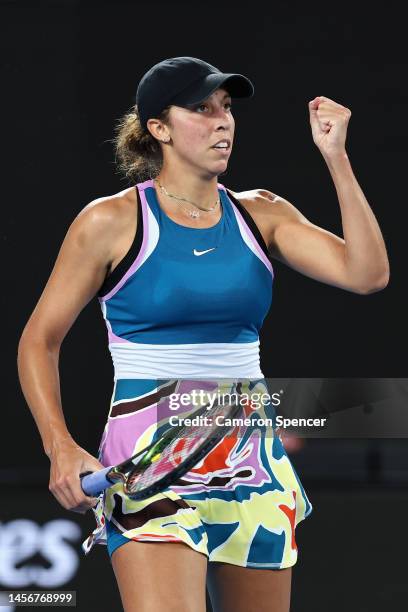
[80,382,244,501]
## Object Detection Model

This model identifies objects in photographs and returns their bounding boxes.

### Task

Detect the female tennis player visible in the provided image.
[17,56,389,612]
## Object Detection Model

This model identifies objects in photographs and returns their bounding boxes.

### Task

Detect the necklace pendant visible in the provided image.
[189,209,200,219]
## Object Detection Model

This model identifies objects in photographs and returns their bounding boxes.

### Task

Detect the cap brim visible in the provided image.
[171,72,254,107]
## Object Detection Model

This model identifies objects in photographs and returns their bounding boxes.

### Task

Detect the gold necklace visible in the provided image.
[154,178,220,219]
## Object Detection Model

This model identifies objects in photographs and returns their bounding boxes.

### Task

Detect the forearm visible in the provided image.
[323,151,390,291]
[17,335,75,457]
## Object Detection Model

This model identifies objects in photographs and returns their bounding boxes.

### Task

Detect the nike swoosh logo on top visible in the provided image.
[193,248,216,256]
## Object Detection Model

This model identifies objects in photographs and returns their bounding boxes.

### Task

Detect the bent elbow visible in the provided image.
[356,272,390,295]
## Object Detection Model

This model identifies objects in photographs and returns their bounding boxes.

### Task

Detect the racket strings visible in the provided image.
[125,399,242,495]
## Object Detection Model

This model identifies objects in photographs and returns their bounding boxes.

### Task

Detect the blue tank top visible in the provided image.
[96,179,274,380]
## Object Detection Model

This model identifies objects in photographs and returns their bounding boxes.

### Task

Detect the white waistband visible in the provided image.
[108,340,263,380]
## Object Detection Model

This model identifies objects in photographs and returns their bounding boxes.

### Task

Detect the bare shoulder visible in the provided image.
[228,187,304,220]
[226,187,307,247]
[76,186,136,234]
[73,186,137,266]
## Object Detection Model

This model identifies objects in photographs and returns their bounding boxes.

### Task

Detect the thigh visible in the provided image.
[111,540,208,612]
[207,562,292,612]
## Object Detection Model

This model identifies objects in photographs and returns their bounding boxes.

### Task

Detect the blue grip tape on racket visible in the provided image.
[80,467,114,497]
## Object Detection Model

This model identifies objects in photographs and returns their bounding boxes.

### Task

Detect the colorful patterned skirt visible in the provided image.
[82,378,313,569]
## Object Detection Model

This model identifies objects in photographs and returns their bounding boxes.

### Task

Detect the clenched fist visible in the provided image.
[308,96,351,158]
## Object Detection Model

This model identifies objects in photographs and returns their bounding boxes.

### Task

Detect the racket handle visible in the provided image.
[80,466,114,496]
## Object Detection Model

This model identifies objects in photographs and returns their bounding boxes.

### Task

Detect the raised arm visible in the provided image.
[17,194,124,513]
[262,96,389,294]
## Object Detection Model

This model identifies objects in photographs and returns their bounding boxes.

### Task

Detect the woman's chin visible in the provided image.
[199,158,229,179]
[211,159,229,172]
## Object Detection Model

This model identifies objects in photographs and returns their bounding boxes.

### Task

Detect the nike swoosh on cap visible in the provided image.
[193,248,216,256]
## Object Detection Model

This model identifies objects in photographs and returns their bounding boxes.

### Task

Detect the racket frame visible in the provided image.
[122,397,243,500]
[81,381,245,499]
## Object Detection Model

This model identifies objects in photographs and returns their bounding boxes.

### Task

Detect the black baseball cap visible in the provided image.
[136,56,254,131]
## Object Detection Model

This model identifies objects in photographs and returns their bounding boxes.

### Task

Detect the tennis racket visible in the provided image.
[80,381,244,501]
